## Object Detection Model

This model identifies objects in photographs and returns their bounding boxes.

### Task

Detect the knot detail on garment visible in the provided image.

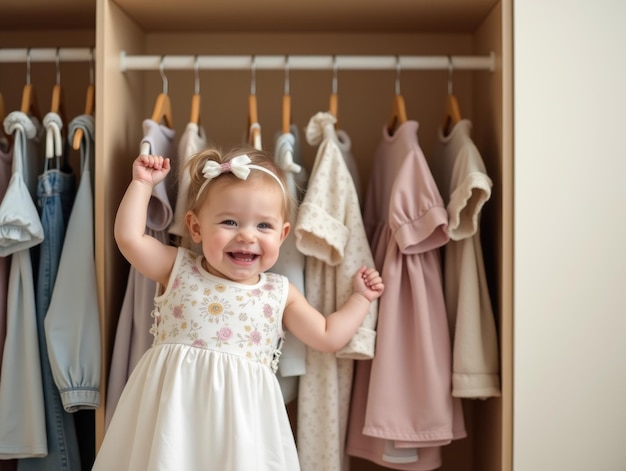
[3,111,38,139]
[275,133,301,174]
[305,111,337,147]
[44,112,64,159]
[69,115,95,145]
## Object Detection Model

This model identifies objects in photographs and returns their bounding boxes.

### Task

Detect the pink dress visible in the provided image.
[346,121,465,470]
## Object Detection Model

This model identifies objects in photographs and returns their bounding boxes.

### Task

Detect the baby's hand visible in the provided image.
[132,154,171,186]
[353,266,385,302]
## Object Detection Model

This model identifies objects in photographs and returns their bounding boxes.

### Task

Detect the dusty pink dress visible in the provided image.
[346,121,466,470]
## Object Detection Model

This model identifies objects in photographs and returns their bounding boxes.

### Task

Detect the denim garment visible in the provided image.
[18,112,80,471]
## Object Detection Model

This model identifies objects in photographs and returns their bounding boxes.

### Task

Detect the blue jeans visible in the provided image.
[18,167,79,471]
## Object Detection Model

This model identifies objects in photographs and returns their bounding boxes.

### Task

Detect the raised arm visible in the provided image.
[114,154,178,287]
[283,266,384,353]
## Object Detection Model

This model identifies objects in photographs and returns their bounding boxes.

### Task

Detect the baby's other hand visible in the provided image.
[353,266,384,302]
[133,154,171,186]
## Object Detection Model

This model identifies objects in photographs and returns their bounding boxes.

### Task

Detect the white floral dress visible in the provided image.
[93,248,300,471]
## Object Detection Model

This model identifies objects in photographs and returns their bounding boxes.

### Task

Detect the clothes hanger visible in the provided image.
[282,56,291,135]
[50,48,68,138]
[329,55,339,128]
[387,55,407,135]
[247,55,261,148]
[189,55,202,127]
[442,55,462,136]
[73,48,96,150]
[20,48,41,121]
[151,56,174,129]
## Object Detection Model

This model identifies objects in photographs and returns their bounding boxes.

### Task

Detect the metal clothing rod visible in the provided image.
[0,48,94,63]
[120,51,496,72]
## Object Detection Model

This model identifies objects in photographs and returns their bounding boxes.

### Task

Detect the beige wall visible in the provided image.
[514,1,626,469]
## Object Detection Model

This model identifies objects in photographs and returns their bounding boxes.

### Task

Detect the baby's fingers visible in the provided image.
[361,268,383,288]
[137,154,169,170]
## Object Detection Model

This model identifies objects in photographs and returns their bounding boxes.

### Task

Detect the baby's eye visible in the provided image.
[221,220,237,226]
[258,222,273,230]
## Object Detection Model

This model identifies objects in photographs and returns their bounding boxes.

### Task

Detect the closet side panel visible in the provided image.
[470,1,512,471]
[95,0,145,449]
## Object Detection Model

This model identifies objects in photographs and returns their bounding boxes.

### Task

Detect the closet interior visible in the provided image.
[1,0,513,470]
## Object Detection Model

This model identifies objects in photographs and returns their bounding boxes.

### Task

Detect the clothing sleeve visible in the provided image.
[45,173,100,411]
[447,145,493,241]
[390,147,449,255]
[295,140,377,359]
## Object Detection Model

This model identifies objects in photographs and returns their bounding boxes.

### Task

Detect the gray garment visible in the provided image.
[0,141,13,374]
[105,119,176,427]
[272,127,308,404]
[45,114,101,410]
[0,112,46,458]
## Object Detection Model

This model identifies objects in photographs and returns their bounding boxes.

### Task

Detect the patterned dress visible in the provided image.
[93,248,300,470]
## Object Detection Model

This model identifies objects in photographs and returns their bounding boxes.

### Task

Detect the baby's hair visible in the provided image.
[185,145,293,219]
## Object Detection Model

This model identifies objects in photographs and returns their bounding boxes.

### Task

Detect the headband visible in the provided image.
[196,154,286,201]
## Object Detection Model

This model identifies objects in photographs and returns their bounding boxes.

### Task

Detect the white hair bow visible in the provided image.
[201,154,252,182]
[196,154,286,201]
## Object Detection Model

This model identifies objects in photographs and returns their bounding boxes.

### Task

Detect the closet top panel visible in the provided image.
[2,0,95,30]
[112,0,499,33]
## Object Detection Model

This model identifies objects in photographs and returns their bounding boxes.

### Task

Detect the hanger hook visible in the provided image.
[55,47,62,85]
[159,56,168,94]
[395,55,402,96]
[89,48,94,85]
[26,48,32,85]
[194,55,200,95]
[250,55,256,96]
[447,55,454,96]
[284,55,290,96]
[332,55,338,95]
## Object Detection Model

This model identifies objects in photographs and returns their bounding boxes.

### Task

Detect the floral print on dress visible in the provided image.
[152,249,287,373]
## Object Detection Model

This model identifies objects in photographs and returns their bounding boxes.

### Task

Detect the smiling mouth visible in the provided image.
[228,251,259,263]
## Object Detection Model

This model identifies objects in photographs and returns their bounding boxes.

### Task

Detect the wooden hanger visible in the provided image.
[387,56,407,135]
[50,48,68,130]
[329,93,338,120]
[387,94,407,135]
[442,56,462,136]
[442,93,462,136]
[152,57,174,128]
[247,56,261,147]
[282,56,291,135]
[282,95,291,135]
[248,94,260,145]
[190,93,201,126]
[189,56,201,126]
[21,83,41,120]
[152,94,173,128]
[72,83,95,150]
[20,49,41,120]
[73,49,96,150]
[50,84,68,127]
[329,55,339,128]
